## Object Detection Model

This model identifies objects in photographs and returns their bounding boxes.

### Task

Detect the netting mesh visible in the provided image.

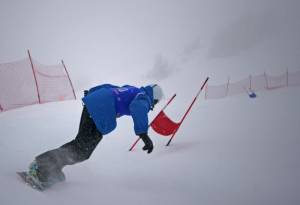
[251,74,267,91]
[205,70,300,99]
[227,78,250,97]
[0,57,76,112]
[33,59,75,103]
[289,71,300,86]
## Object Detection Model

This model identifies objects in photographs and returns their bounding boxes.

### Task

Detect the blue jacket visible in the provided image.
[82,84,154,135]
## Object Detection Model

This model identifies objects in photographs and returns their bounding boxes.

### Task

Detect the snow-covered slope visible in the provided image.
[0,85,299,205]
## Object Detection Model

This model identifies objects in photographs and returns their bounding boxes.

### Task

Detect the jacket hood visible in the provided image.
[141,85,154,107]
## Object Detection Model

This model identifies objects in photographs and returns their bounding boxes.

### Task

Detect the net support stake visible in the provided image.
[264,72,269,89]
[226,77,230,96]
[286,68,289,87]
[61,60,76,100]
[28,50,41,104]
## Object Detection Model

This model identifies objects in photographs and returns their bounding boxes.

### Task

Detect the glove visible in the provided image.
[84,90,89,97]
[139,133,153,154]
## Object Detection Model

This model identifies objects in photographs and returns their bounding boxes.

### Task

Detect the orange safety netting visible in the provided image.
[0,53,76,113]
[205,70,300,99]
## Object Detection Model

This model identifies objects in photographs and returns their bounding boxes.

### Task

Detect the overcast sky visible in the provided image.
[0,0,300,93]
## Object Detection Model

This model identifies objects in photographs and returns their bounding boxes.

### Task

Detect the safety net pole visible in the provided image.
[129,93,177,151]
[27,50,41,104]
[286,68,289,87]
[61,60,77,100]
[166,77,209,146]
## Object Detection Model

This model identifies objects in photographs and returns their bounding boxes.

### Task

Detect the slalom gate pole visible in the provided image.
[129,93,177,151]
[166,77,209,146]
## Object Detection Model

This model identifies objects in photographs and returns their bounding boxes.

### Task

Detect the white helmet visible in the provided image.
[151,84,164,102]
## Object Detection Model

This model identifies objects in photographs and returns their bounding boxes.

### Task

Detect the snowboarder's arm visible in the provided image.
[129,96,150,135]
[129,94,154,153]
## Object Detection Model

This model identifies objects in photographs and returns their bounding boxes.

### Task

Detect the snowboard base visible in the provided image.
[17,171,46,191]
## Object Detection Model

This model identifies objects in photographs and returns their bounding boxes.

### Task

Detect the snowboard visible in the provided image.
[17,171,46,191]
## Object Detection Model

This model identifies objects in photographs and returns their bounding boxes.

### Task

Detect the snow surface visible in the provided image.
[0,86,300,205]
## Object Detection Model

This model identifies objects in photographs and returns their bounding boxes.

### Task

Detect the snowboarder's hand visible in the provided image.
[139,133,153,154]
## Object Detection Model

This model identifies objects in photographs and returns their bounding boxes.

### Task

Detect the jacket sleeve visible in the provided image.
[129,93,151,135]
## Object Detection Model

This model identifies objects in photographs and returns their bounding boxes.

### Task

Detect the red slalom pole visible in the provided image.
[166,77,209,146]
[129,93,177,151]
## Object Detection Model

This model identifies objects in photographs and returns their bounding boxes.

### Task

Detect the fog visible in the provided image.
[1,1,300,204]
[1,0,299,88]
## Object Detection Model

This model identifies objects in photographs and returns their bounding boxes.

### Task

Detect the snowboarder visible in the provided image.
[23,83,164,189]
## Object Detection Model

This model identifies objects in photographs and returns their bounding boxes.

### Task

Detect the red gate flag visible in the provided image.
[150,111,180,136]
[129,77,209,151]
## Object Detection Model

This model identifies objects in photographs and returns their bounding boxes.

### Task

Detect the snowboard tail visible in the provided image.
[17,171,46,191]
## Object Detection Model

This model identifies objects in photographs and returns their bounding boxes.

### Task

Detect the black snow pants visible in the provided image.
[35,106,103,183]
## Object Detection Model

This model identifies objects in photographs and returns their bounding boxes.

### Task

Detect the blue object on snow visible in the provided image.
[249,92,257,98]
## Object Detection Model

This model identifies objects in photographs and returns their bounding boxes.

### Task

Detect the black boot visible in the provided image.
[34,148,67,185]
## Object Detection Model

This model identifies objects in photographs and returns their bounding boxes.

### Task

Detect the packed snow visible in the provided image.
[0,85,300,205]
